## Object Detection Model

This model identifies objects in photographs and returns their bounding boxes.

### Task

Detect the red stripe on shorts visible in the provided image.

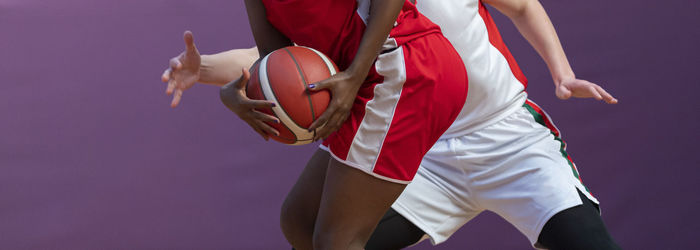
[478,1,528,88]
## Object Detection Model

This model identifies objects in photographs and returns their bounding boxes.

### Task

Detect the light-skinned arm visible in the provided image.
[161,30,279,139]
[160,31,259,107]
[483,0,617,103]
[199,47,259,85]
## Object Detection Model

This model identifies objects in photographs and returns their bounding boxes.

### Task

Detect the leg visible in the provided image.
[280,148,330,250]
[291,208,425,250]
[387,147,483,247]
[312,158,407,250]
[301,32,466,250]
[365,208,426,250]
[535,190,621,250]
[452,103,618,248]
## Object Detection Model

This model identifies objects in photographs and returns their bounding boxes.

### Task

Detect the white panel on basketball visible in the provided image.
[258,52,314,145]
[302,47,337,76]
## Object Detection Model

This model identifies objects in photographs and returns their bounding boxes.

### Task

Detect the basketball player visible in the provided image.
[234,1,467,249]
[161,0,620,249]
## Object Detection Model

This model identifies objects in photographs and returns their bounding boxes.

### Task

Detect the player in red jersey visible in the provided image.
[220,1,466,249]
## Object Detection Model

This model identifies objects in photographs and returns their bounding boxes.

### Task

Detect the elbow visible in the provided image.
[505,0,536,19]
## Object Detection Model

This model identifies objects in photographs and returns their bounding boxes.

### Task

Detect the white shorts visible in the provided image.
[391,100,598,246]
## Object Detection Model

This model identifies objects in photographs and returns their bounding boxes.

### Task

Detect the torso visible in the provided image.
[263,0,528,136]
[417,0,528,137]
[262,0,441,71]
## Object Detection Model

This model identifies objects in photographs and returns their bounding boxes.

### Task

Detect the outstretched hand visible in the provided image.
[161,31,201,108]
[555,78,618,104]
[307,71,364,141]
[220,68,280,141]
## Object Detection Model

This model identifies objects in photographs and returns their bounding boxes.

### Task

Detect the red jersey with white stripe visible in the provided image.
[262,0,469,183]
[416,0,529,137]
[263,0,441,71]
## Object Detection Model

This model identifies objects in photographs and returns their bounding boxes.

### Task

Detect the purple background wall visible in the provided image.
[1,0,697,249]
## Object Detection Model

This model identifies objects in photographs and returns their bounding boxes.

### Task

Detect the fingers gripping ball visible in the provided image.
[246,46,336,145]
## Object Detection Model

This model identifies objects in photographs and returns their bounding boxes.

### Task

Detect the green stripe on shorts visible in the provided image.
[522,103,587,190]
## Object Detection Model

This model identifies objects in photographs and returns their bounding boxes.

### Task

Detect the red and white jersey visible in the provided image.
[264,0,469,183]
[417,0,529,137]
[263,0,441,71]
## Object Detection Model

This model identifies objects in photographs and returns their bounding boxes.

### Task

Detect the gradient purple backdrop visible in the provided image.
[1,0,698,249]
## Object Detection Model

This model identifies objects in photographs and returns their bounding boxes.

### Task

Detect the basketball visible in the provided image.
[246,46,337,145]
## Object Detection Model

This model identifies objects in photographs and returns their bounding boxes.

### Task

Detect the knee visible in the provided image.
[279,201,299,237]
[280,200,314,247]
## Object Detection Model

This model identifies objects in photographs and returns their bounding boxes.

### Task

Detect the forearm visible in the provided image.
[501,0,575,85]
[199,47,259,86]
[346,0,405,80]
[244,0,293,57]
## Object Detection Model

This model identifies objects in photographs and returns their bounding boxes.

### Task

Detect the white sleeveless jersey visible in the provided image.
[416,0,529,137]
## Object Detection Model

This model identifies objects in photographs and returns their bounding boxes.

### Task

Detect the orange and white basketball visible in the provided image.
[246,46,337,145]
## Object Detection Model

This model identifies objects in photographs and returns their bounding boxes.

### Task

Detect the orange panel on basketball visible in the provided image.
[245,46,337,145]
[265,50,313,128]
[284,47,332,123]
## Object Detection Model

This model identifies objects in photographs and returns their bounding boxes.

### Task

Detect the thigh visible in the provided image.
[312,158,407,250]
[478,148,586,245]
[535,190,620,250]
[391,150,482,245]
[322,33,468,184]
[280,148,331,249]
[462,107,599,244]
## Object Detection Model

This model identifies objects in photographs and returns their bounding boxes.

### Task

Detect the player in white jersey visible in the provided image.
[160,0,619,248]
[383,0,620,249]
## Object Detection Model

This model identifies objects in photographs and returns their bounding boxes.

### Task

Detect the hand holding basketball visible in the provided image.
[220,68,280,141]
[161,30,201,108]
[244,46,335,144]
[555,77,618,104]
[307,71,364,141]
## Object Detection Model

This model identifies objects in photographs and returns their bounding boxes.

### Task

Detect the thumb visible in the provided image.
[234,67,251,89]
[308,77,332,91]
[183,31,198,54]
[556,84,572,100]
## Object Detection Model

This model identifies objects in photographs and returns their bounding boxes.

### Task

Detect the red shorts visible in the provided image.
[321,34,468,184]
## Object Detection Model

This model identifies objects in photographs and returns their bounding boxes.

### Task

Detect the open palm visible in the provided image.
[161,31,201,108]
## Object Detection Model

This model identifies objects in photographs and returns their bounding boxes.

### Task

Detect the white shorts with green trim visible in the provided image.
[391,100,598,246]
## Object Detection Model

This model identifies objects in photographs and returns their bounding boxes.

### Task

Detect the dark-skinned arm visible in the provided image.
[308,0,406,140]
[243,0,293,57]
[218,0,295,140]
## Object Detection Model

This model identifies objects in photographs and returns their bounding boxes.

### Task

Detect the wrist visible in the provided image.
[345,63,371,85]
[198,54,212,81]
[552,70,575,87]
